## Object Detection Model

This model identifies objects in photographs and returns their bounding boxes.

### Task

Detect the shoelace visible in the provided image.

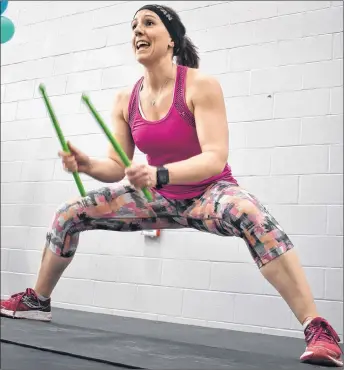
[10,288,38,316]
[306,320,342,352]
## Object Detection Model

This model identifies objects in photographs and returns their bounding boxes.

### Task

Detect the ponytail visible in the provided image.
[175,36,199,69]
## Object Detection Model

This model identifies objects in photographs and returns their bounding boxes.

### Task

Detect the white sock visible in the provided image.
[37,294,49,302]
[303,318,313,330]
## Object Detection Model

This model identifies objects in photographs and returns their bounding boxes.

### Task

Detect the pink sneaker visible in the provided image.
[300,317,343,367]
[1,288,52,321]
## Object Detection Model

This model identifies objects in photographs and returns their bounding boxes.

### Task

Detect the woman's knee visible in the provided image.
[227,194,293,267]
[52,198,82,228]
[45,198,85,258]
[45,185,130,257]
[51,185,114,226]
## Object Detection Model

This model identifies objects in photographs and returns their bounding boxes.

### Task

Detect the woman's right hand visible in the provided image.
[58,141,92,174]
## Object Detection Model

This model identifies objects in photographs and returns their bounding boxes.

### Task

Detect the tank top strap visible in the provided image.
[173,64,196,127]
[128,76,144,128]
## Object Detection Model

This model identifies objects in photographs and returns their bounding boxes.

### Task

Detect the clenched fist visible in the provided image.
[58,141,91,174]
[125,163,157,189]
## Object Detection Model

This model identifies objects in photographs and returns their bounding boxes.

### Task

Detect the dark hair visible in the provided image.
[176,35,199,69]
[134,4,200,68]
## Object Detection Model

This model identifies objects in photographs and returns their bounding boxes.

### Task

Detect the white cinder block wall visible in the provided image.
[1,1,343,339]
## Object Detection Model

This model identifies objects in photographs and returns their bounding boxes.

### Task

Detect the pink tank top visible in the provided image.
[128,64,237,200]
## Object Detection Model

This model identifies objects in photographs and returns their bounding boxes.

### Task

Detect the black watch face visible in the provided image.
[161,172,168,183]
[158,168,169,186]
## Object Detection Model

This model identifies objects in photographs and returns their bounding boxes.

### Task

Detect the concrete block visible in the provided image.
[210,262,265,294]
[199,50,229,75]
[274,89,330,119]
[303,60,343,89]
[226,94,273,123]
[229,148,271,176]
[135,285,183,316]
[271,145,329,175]
[251,65,303,95]
[162,260,211,289]
[93,281,137,310]
[245,118,301,148]
[238,175,299,204]
[291,235,343,268]
[301,115,343,145]
[331,87,343,114]
[254,14,304,44]
[218,72,250,98]
[330,144,343,173]
[325,268,343,300]
[234,294,292,329]
[299,175,343,204]
[4,80,35,103]
[303,7,343,36]
[66,70,103,94]
[229,1,278,23]
[183,290,235,322]
[327,206,343,235]
[230,43,280,71]
[278,35,332,65]
[267,204,327,235]
[333,32,343,58]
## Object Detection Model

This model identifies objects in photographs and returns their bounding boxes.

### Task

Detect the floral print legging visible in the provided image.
[45,181,294,268]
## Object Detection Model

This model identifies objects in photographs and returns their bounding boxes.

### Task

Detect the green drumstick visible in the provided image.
[38,84,86,197]
[81,94,153,202]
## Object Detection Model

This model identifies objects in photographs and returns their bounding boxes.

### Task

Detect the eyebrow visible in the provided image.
[132,14,157,23]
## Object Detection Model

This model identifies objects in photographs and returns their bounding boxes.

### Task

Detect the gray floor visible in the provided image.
[1,342,127,370]
[1,307,337,369]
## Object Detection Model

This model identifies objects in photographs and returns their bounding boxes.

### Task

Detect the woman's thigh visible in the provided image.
[47,184,184,256]
[179,181,294,267]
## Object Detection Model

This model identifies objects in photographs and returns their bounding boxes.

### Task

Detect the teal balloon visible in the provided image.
[0,0,8,15]
[1,16,15,44]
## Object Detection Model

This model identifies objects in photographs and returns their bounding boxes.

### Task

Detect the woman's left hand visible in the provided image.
[125,163,157,189]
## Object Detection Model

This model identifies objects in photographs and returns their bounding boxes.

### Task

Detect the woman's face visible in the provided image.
[131,9,174,65]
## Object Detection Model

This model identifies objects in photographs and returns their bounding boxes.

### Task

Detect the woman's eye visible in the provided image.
[132,20,154,30]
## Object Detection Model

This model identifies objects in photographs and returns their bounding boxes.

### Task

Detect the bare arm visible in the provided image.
[165,74,229,184]
[85,90,135,183]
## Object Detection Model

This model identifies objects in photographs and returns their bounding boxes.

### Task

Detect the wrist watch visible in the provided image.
[156,166,169,189]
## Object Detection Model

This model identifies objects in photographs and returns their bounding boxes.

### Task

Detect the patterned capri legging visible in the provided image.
[45,181,294,268]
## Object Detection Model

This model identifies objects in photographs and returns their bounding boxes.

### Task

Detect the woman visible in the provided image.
[1,4,342,367]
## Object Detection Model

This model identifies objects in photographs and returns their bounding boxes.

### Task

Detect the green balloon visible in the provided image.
[1,16,15,44]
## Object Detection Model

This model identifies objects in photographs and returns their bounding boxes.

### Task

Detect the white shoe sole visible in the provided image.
[1,308,52,322]
[301,356,343,367]
[300,352,343,367]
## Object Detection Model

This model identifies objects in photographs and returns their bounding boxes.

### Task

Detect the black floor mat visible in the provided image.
[1,308,337,369]
[1,342,127,370]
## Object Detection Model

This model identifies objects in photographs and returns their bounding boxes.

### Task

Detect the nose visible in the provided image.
[134,23,144,37]
[134,29,143,37]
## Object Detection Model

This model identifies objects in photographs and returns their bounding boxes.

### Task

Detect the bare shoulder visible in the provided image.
[188,68,220,84]
[112,86,134,122]
[117,86,133,101]
[186,68,223,103]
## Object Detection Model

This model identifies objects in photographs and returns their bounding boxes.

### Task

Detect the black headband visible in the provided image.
[134,4,185,54]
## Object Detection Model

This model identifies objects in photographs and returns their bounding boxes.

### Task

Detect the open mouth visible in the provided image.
[136,41,150,51]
